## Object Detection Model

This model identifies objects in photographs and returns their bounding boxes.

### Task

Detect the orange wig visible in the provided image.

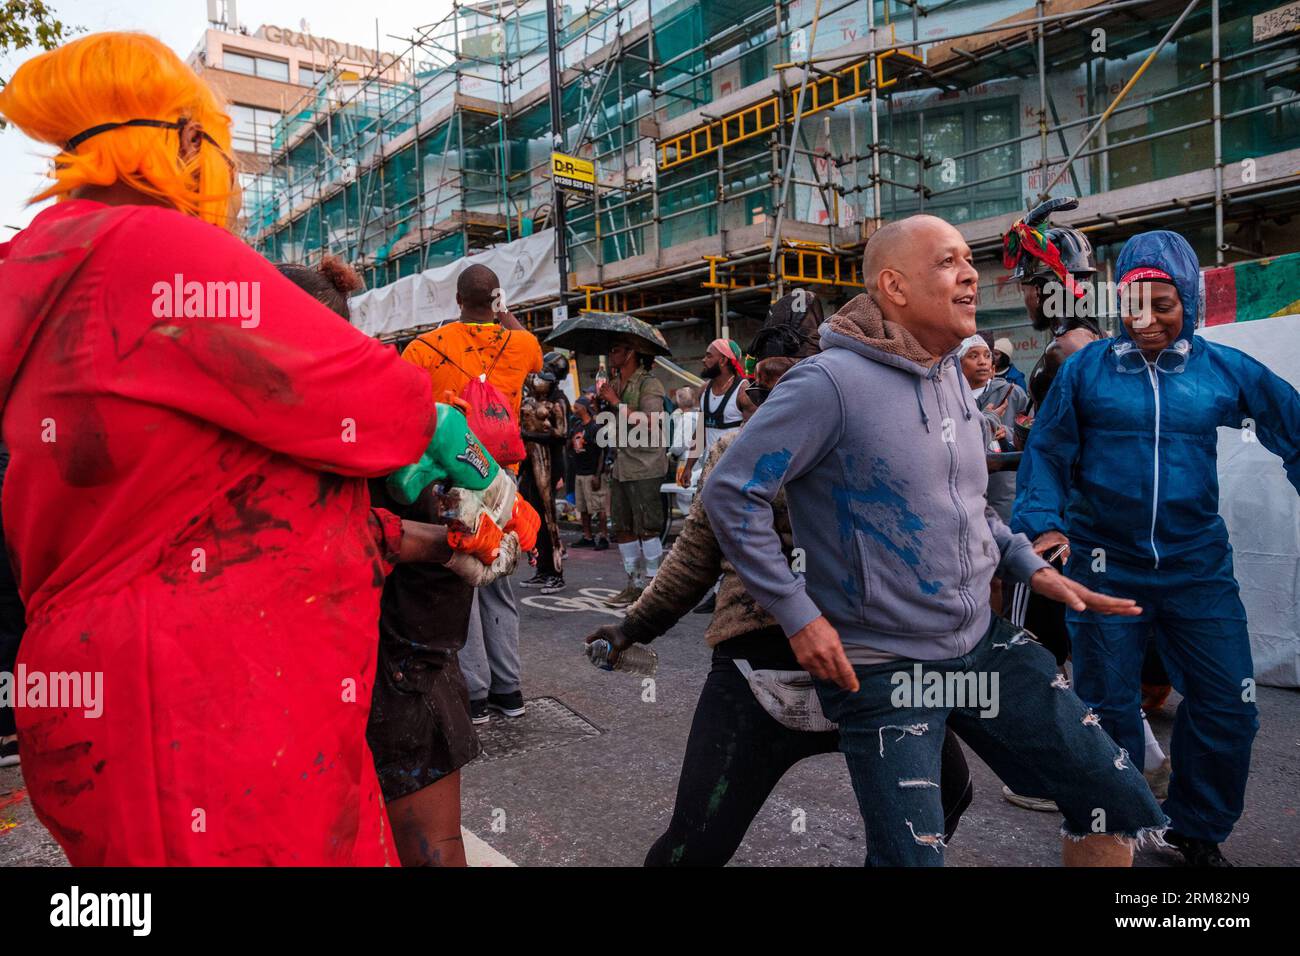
[0,32,240,229]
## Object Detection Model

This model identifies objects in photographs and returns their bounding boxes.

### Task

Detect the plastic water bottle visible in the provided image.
[586,640,658,677]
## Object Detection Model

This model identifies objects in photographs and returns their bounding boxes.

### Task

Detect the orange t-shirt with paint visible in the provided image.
[401,319,543,430]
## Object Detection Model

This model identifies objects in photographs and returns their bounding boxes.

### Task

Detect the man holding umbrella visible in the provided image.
[548,313,673,606]
[597,334,672,604]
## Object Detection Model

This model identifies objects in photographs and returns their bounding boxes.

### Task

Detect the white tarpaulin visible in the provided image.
[1202,313,1300,688]
[350,228,558,337]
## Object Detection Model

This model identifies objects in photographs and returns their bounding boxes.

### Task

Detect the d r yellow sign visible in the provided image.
[552,152,595,195]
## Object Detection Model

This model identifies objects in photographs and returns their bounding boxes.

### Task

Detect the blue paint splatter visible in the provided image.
[833,457,942,595]
[738,449,792,542]
[743,449,793,492]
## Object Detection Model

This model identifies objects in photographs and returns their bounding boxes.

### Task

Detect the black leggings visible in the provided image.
[645,631,974,866]
[519,460,559,576]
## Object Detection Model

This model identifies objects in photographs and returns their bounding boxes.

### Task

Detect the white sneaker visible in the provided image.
[1001,785,1059,812]
[1145,757,1172,800]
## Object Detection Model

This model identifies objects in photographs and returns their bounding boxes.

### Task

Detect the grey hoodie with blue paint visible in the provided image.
[703,293,1049,662]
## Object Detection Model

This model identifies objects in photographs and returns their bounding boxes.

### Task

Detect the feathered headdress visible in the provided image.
[1002,197,1084,299]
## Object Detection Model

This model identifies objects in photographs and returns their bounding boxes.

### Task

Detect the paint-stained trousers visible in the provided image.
[643,628,973,867]
[815,614,1167,866]
[459,574,522,701]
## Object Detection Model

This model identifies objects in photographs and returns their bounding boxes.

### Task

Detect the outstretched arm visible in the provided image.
[1232,348,1300,495]
[1012,359,1081,544]
[618,445,729,642]
[702,362,858,689]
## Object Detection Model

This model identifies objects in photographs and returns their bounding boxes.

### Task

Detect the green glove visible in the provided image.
[388,403,502,505]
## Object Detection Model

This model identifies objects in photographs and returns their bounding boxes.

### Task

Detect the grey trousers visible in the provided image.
[458,573,522,701]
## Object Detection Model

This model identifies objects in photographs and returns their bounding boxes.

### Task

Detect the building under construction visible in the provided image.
[247,0,1300,366]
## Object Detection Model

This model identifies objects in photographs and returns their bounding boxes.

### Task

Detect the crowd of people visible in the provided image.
[1,31,1297,870]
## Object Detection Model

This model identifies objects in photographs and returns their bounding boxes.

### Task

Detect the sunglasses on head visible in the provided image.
[66,118,237,172]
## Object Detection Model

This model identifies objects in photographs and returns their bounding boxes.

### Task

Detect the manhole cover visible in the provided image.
[475,696,603,762]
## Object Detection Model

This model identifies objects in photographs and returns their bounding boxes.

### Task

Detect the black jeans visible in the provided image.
[645,629,973,866]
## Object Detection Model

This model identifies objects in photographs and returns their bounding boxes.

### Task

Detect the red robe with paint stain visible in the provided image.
[0,201,435,865]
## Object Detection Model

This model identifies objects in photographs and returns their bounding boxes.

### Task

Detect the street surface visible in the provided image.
[4,537,1298,866]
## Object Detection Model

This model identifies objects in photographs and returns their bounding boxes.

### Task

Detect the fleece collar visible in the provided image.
[819,294,945,376]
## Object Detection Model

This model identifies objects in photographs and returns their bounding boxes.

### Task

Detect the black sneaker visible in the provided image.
[0,735,18,768]
[692,593,717,614]
[470,698,490,725]
[520,572,550,588]
[571,537,596,548]
[1165,831,1232,867]
[594,537,610,551]
[487,690,526,718]
[540,575,566,594]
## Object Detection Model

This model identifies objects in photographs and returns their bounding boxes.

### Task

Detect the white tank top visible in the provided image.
[702,375,744,453]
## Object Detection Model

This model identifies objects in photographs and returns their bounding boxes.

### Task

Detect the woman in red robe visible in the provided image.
[0,32,435,864]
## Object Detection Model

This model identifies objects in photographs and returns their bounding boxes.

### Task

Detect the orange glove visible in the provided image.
[505,496,540,552]
[446,512,506,565]
[439,390,472,417]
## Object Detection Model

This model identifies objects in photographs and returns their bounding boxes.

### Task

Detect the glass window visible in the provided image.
[229,103,282,155]
[257,57,290,82]
[229,103,257,152]
[223,51,256,75]
[223,49,290,82]
[300,66,327,87]
[880,97,1021,225]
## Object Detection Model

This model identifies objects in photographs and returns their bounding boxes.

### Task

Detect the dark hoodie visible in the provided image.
[704,293,1047,662]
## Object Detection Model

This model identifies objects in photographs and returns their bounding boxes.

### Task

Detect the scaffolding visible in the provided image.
[249,0,1300,347]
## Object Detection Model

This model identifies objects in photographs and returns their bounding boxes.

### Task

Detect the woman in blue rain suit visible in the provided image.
[1012,230,1300,867]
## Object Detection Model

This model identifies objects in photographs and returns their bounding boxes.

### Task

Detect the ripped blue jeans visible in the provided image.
[815,614,1168,866]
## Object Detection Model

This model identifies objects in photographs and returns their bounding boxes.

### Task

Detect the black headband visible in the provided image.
[65,118,235,169]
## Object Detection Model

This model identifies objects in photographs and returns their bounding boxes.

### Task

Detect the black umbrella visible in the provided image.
[544,310,672,356]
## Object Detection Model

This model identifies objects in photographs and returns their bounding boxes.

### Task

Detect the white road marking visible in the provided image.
[462,827,518,867]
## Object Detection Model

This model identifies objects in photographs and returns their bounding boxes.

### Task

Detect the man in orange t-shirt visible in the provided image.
[402,267,543,430]
[402,264,543,723]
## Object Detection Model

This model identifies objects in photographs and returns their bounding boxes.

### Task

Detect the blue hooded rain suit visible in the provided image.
[1012,230,1300,845]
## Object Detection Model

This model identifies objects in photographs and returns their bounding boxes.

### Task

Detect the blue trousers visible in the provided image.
[816,615,1166,866]
[1066,552,1258,844]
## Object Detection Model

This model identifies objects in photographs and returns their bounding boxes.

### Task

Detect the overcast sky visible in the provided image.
[0,0,454,235]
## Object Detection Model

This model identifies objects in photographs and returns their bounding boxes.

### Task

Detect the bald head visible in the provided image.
[862,215,958,294]
[457,263,501,316]
[860,214,980,359]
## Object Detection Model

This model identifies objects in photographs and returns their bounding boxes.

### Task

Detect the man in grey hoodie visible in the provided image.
[703,215,1168,866]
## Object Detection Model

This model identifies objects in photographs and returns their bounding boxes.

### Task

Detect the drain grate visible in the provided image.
[474,696,603,762]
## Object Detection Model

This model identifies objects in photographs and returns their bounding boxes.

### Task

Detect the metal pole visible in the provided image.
[917,109,926,213]
[717,139,726,340]
[1040,0,1201,199]
[768,0,824,279]
[648,5,662,267]
[1036,0,1048,202]
[1211,0,1224,265]
[546,0,571,319]
[868,0,882,228]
